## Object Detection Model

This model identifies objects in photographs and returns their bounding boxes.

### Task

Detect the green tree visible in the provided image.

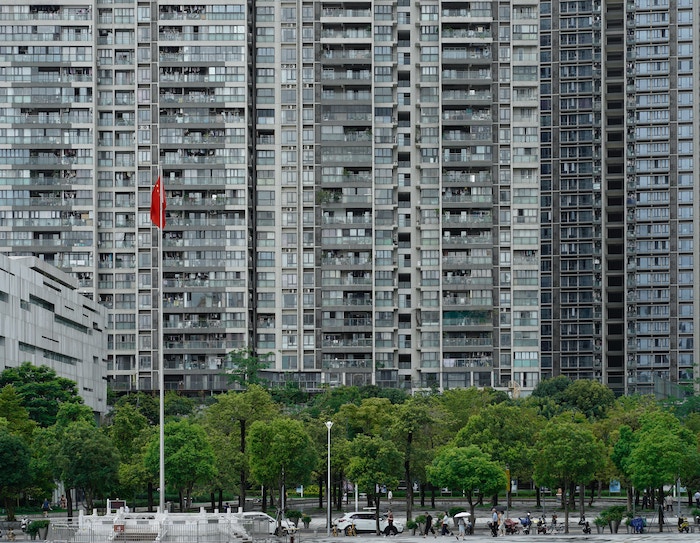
[110,403,150,459]
[164,391,195,418]
[226,347,273,388]
[531,376,571,401]
[144,419,216,512]
[203,386,279,510]
[624,411,699,531]
[357,385,409,405]
[438,388,508,433]
[455,403,544,505]
[390,395,450,521]
[109,403,154,509]
[336,397,396,438]
[604,396,660,511]
[306,386,364,418]
[0,362,83,427]
[114,392,160,425]
[0,385,37,440]
[533,417,605,533]
[0,428,31,520]
[270,380,310,406]
[54,420,120,511]
[248,417,317,523]
[560,380,616,419]
[54,402,95,426]
[345,434,403,534]
[426,445,506,523]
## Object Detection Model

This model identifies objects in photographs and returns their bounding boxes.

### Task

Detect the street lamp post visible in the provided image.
[326,421,333,536]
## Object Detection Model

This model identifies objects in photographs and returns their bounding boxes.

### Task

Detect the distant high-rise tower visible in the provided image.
[0,0,694,397]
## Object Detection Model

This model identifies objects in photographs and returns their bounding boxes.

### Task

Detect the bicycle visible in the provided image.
[547,518,565,534]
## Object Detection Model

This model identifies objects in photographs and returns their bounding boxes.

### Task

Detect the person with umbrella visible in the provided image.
[454,512,472,539]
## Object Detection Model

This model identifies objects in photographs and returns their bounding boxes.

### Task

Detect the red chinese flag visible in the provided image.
[150,176,166,228]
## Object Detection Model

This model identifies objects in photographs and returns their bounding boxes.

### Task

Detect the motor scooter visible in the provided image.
[535,515,547,534]
[578,515,591,534]
[518,513,532,535]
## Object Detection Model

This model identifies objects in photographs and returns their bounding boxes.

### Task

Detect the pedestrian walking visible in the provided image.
[424,512,436,538]
[457,516,466,539]
[664,494,674,512]
[441,512,452,536]
[489,508,498,537]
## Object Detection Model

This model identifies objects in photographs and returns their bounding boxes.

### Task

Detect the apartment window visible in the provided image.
[256,48,275,63]
[375,4,393,20]
[256,27,275,42]
[256,68,275,84]
[256,6,275,21]
[420,5,437,20]
[281,7,296,21]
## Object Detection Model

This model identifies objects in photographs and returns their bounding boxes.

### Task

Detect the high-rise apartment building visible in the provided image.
[0,0,694,397]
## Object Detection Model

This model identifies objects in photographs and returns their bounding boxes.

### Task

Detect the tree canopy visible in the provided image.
[426,445,506,519]
[247,417,317,507]
[0,362,84,427]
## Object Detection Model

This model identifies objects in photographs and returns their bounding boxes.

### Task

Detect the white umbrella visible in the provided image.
[454,512,471,519]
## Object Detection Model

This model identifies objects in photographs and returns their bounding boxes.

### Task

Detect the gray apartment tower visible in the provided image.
[0,0,695,397]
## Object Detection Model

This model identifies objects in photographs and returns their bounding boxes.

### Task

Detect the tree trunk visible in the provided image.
[405,430,413,521]
[218,489,223,512]
[374,494,382,535]
[420,483,425,508]
[535,486,541,508]
[568,481,576,510]
[262,486,268,513]
[658,488,664,533]
[238,419,247,511]
[67,489,74,518]
[430,486,436,509]
[318,473,323,510]
[210,492,215,512]
[626,486,633,513]
[579,481,585,518]
[564,479,570,534]
[179,490,184,512]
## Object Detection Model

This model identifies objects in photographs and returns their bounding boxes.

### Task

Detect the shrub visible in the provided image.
[448,506,466,517]
[286,510,303,526]
[27,520,50,535]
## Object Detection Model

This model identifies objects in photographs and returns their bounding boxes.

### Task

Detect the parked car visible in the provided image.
[334,511,404,535]
[234,512,298,535]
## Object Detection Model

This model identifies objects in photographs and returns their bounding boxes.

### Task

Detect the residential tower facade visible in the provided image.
[0,0,695,397]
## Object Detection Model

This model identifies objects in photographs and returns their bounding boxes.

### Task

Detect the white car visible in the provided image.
[234,512,298,536]
[334,511,404,535]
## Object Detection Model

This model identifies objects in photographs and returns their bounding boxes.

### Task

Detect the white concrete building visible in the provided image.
[0,255,108,416]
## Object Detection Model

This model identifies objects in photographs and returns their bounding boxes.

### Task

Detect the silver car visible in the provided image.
[234,512,298,536]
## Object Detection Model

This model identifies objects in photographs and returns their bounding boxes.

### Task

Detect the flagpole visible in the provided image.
[158,175,165,513]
